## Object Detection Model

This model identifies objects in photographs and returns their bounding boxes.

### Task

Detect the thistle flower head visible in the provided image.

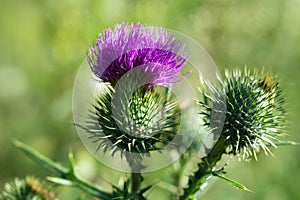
[200,68,286,159]
[87,22,186,87]
[80,23,186,158]
[0,177,56,200]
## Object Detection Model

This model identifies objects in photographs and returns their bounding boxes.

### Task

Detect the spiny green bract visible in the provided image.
[111,181,148,200]
[0,176,56,200]
[84,83,181,157]
[200,68,285,159]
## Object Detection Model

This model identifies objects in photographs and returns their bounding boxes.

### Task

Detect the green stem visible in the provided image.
[131,172,141,194]
[126,155,143,195]
[180,137,227,200]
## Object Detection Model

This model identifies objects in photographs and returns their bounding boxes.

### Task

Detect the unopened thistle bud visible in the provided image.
[201,68,286,159]
[181,68,286,200]
[0,176,56,200]
[86,83,181,156]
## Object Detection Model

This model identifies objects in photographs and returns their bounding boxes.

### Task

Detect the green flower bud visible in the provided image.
[200,68,285,159]
[0,176,56,200]
[83,83,181,157]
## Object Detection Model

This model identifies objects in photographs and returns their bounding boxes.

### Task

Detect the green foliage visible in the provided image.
[212,170,251,192]
[12,140,153,199]
[112,181,151,200]
[13,140,113,200]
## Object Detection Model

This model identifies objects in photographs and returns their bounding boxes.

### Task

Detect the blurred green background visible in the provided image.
[0,0,299,199]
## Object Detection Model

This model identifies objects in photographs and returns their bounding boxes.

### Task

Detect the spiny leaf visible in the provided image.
[212,171,252,192]
[139,184,153,194]
[12,139,68,176]
[272,141,298,146]
[47,177,74,186]
[68,151,76,175]
[13,139,113,200]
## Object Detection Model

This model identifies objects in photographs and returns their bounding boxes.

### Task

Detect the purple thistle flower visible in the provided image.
[87,22,187,86]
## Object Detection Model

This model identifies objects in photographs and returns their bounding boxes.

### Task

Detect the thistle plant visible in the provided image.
[2,22,293,200]
[84,22,186,196]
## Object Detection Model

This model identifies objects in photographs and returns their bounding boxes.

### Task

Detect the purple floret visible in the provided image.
[87,22,187,86]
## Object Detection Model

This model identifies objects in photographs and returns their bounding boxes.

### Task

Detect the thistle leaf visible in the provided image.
[13,139,113,200]
[212,171,251,192]
[47,177,74,186]
[12,139,68,176]
[68,151,76,175]
[272,141,298,146]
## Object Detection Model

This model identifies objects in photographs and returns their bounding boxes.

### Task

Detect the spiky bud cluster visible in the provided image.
[0,177,56,200]
[200,68,285,159]
[84,83,180,157]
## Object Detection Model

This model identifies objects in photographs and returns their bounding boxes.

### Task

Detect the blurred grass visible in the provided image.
[0,0,299,199]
